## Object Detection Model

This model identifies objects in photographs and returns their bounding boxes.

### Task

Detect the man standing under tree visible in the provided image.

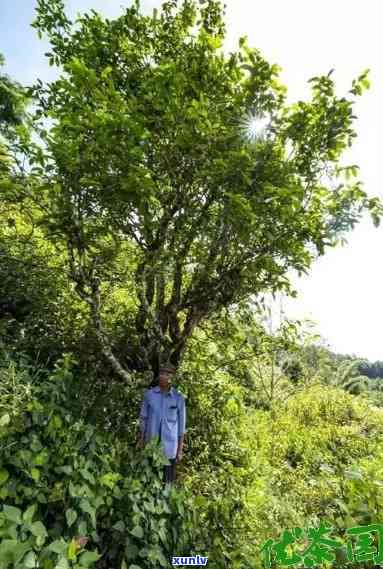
[138,364,186,484]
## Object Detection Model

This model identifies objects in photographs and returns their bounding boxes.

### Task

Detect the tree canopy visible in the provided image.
[4,0,383,382]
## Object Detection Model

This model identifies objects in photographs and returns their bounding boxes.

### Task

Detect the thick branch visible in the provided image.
[66,239,132,382]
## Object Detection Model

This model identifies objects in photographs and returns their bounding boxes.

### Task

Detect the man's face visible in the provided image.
[159,371,172,390]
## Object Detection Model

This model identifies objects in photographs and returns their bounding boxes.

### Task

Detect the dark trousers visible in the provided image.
[163,458,177,484]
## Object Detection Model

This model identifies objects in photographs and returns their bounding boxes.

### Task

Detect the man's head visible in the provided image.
[158,364,177,390]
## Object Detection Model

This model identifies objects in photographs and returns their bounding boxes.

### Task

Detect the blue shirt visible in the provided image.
[139,386,186,459]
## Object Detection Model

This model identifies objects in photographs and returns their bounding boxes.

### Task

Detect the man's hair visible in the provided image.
[159,364,177,375]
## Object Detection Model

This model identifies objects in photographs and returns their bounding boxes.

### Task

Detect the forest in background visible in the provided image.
[1,1,383,568]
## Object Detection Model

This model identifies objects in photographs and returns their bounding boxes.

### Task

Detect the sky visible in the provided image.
[1,0,382,360]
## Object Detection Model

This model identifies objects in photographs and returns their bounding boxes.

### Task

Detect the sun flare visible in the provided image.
[240,112,270,142]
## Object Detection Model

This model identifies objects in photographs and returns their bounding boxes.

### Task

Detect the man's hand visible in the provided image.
[176,434,185,463]
[176,449,183,463]
[137,435,145,449]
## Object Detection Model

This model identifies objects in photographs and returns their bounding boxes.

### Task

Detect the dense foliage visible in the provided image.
[2,334,383,568]
[6,0,379,379]
[1,1,383,568]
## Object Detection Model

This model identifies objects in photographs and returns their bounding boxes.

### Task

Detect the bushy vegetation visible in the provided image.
[1,0,383,567]
[0,352,200,568]
[2,338,383,568]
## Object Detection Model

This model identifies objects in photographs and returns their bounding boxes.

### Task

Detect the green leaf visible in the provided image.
[68,539,78,561]
[34,450,49,466]
[31,468,41,482]
[46,539,67,555]
[54,557,70,569]
[80,469,95,484]
[30,521,48,537]
[3,505,22,524]
[207,36,222,49]
[157,526,167,545]
[0,539,13,560]
[130,526,144,539]
[68,482,78,498]
[79,499,96,528]
[112,520,125,532]
[0,414,10,427]
[239,35,247,48]
[36,534,46,548]
[78,520,88,535]
[23,504,37,525]
[0,469,9,486]
[8,540,33,564]
[0,539,25,563]
[124,543,139,560]
[66,508,77,528]
[99,472,120,489]
[23,551,38,568]
[129,566,142,569]
[55,465,73,475]
[79,551,101,567]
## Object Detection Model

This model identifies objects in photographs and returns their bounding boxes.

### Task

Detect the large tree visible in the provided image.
[0,54,37,335]
[24,0,382,380]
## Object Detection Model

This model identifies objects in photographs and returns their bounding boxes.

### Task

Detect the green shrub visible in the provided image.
[0,354,200,568]
[239,384,383,567]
